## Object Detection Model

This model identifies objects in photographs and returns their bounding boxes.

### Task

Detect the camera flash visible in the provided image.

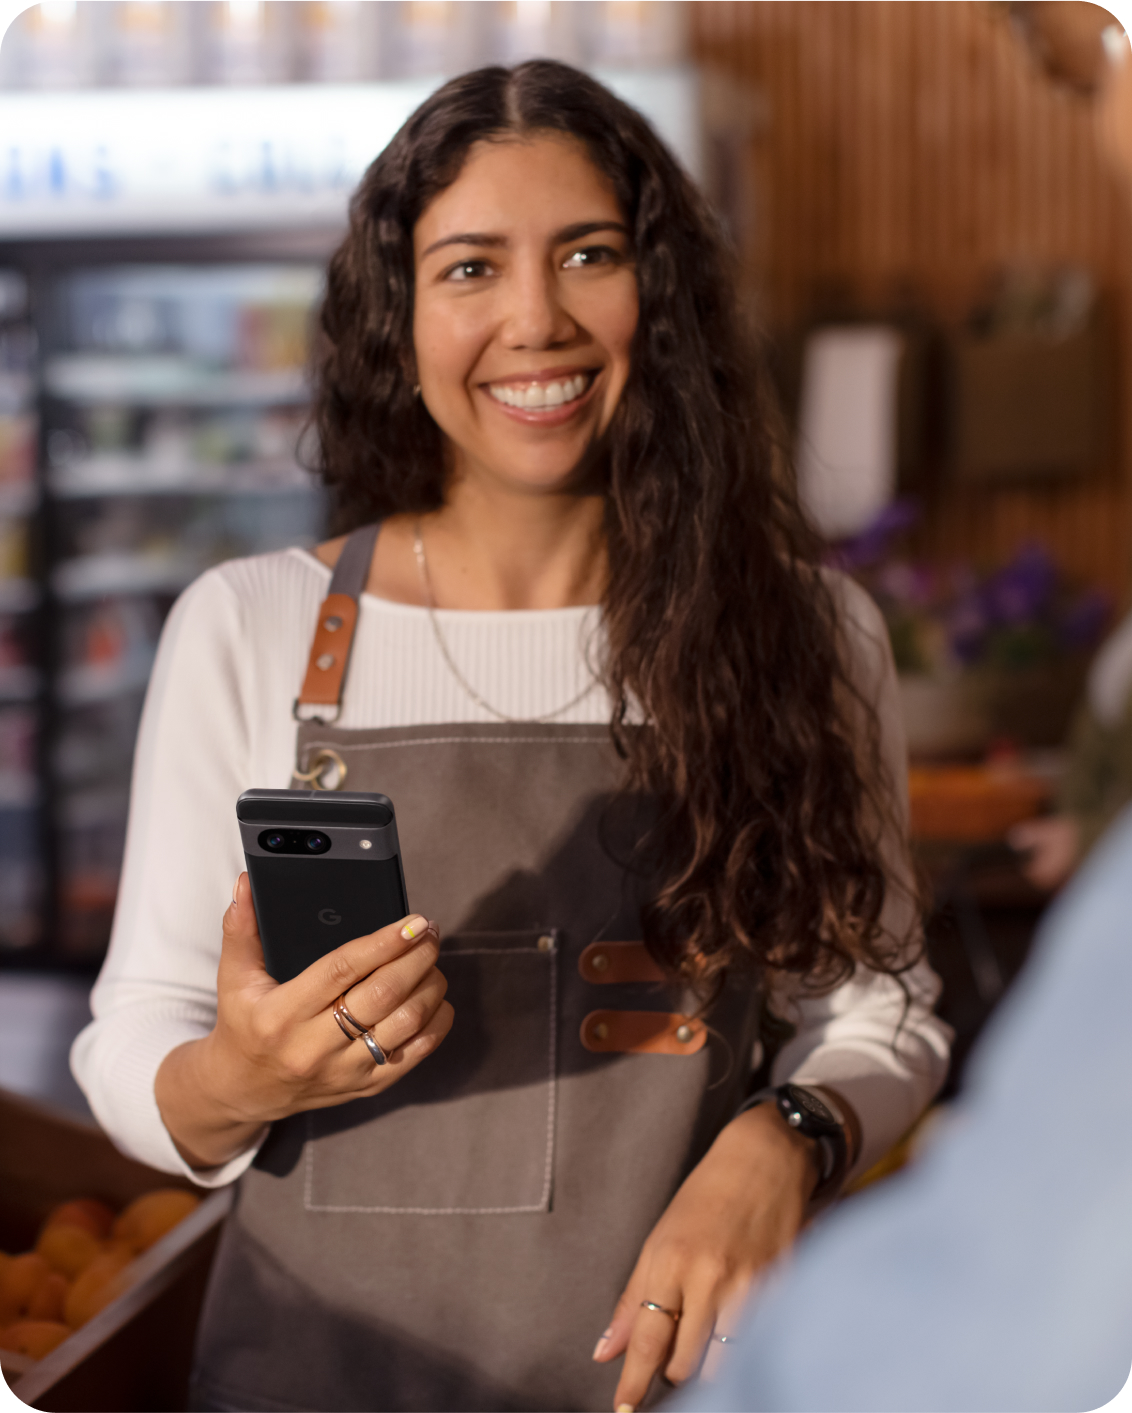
[359,839,373,850]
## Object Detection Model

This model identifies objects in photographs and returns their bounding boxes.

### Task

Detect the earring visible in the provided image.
[412,383,421,396]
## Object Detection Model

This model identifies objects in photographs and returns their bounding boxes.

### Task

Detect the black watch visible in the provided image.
[738,1083,850,1198]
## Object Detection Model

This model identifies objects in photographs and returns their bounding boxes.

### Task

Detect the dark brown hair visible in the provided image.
[312,60,917,999]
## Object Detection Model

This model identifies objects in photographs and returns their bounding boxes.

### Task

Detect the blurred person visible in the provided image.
[69,61,949,1413]
[673,15,1132,1412]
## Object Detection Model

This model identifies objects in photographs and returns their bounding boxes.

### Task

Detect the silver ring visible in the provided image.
[360,1030,389,1066]
[333,995,369,1039]
[640,1301,681,1321]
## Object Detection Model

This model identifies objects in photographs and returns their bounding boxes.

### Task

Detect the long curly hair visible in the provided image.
[312,60,917,1000]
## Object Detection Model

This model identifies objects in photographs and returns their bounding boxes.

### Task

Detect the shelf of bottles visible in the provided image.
[0,272,41,951]
[23,261,328,960]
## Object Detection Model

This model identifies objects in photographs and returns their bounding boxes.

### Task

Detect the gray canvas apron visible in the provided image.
[191,526,766,1413]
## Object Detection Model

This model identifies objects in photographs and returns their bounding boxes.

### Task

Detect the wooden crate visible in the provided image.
[0,1089,231,1412]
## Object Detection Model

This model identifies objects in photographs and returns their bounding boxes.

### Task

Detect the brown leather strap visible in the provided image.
[295,523,380,722]
[579,1011,707,1056]
[578,942,666,985]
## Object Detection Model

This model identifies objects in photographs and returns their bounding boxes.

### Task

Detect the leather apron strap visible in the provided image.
[294,522,381,723]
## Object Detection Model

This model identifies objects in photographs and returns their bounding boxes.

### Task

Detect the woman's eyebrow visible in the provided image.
[421,231,507,258]
[420,219,630,260]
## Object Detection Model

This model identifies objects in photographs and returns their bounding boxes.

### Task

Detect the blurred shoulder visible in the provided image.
[816,565,892,688]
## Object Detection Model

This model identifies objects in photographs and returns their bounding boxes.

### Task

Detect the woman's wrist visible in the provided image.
[156,1033,269,1171]
[718,1102,822,1201]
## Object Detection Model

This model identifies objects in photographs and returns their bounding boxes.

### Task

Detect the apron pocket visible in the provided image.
[303,929,558,1215]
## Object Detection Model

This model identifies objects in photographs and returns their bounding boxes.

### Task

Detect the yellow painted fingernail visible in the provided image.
[616,1404,635,1412]
[401,915,429,940]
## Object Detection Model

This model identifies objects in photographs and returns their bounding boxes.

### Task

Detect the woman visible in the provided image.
[72,61,950,1413]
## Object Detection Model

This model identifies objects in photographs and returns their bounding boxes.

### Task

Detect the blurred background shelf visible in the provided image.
[0,576,40,612]
[44,356,310,408]
[52,553,207,602]
[0,665,41,702]
[49,456,317,499]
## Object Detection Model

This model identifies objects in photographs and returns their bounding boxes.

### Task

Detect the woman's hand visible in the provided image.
[154,873,454,1170]
[1008,815,1081,891]
[593,1103,820,1412]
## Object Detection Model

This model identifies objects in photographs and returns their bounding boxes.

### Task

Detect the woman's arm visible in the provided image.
[595,575,950,1409]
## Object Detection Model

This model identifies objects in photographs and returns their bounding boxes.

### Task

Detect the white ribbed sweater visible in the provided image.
[71,546,950,1186]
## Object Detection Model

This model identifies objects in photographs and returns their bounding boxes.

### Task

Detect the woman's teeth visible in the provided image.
[488,373,591,409]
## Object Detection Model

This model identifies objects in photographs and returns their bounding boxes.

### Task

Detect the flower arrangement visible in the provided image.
[833,501,1110,679]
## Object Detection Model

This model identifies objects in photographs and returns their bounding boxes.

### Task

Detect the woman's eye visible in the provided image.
[562,246,617,269]
[445,260,491,282]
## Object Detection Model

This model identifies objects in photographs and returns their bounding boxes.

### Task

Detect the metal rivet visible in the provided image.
[537,933,554,952]
[788,1111,803,1127]
[316,653,335,671]
[359,839,372,850]
[323,615,343,632]
[591,952,609,972]
[592,1021,608,1041]
[675,1024,694,1043]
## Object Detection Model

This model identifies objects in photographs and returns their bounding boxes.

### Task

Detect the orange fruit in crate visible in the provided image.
[42,1199,115,1241]
[26,1271,68,1323]
[0,1319,72,1359]
[0,1253,52,1325]
[63,1246,133,1329]
[36,1223,103,1279]
[111,1189,199,1254]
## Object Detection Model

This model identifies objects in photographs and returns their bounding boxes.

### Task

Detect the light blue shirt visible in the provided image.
[675,807,1132,1412]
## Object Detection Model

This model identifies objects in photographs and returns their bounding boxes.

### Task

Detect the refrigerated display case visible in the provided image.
[0,249,330,964]
[0,269,43,952]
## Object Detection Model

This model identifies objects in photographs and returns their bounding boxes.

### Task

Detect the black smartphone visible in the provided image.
[236,789,409,984]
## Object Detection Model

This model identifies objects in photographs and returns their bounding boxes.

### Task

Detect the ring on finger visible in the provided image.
[333,994,370,1040]
[333,995,389,1067]
[640,1301,681,1321]
[359,1030,389,1067]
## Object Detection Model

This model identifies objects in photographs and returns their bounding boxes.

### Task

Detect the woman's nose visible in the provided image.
[500,264,577,350]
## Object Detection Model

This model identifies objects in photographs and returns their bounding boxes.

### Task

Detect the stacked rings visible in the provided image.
[333,994,390,1066]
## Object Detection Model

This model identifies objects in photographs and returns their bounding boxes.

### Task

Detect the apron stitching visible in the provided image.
[299,735,608,751]
[301,946,559,1216]
[538,936,558,1212]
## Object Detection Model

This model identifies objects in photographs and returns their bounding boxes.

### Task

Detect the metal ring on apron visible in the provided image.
[293,747,347,791]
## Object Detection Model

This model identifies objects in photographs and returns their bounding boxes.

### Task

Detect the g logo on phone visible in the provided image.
[318,907,342,926]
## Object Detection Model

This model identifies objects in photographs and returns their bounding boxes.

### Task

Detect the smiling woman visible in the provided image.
[71,60,951,1413]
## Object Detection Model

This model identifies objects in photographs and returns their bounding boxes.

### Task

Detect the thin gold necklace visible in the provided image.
[412,520,600,724]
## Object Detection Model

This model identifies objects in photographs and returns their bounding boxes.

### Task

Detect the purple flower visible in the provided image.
[982,543,1057,626]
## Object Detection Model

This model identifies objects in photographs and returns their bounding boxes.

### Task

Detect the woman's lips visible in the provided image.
[481,369,599,423]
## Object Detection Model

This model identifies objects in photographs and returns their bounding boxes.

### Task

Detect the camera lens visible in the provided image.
[265,833,285,851]
[306,833,328,853]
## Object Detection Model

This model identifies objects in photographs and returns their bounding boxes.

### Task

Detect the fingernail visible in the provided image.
[401,915,429,940]
[592,1334,610,1360]
[232,877,240,903]
[616,1404,635,1412]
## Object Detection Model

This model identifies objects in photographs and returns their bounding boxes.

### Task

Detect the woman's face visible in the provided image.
[412,133,638,495]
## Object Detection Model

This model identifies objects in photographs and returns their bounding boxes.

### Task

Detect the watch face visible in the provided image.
[783,1084,835,1128]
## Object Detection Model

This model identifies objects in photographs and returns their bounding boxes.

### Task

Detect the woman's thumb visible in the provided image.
[220,873,270,980]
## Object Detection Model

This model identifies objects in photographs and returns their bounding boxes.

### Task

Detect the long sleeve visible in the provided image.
[771,574,951,1177]
[71,567,268,1186]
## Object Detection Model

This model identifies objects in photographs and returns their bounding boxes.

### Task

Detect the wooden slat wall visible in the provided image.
[692,1,1132,603]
